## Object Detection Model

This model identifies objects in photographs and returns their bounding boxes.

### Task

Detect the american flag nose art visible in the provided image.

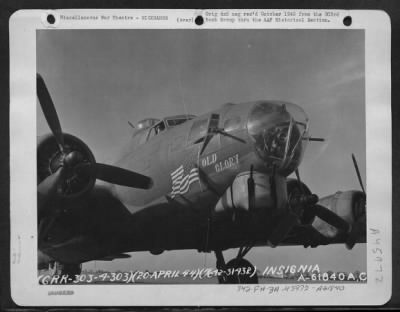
[170,164,199,198]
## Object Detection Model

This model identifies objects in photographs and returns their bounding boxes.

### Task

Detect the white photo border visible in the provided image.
[9,9,392,306]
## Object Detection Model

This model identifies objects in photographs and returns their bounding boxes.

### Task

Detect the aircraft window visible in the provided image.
[224,116,242,132]
[221,116,242,145]
[189,118,208,142]
[154,122,166,134]
[137,118,160,130]
[167,118,191,127]
[147,121,166,141]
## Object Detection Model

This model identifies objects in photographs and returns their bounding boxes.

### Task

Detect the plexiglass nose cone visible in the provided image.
[247,101,309,175]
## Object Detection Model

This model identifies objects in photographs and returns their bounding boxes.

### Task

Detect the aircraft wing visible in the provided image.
[38,183,211,266]
[38,185,136,265]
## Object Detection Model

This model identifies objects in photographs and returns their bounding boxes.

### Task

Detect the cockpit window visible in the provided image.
[166,117,193,127]
[189,118,208,143]
[154,121,166,134]
[147,121,166,141]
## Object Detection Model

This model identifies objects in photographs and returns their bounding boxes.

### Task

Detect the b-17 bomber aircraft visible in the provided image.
[37,73,366,284]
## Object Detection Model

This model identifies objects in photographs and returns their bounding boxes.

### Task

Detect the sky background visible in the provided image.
[37,29,366,275]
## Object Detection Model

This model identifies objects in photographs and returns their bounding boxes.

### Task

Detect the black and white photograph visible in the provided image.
[36,27,367,284]
[8,9,391,306]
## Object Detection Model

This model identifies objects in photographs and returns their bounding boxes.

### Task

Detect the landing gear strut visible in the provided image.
[215,247,258,284]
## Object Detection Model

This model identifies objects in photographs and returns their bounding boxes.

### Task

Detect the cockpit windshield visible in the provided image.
[166,115,195,127]
[247,101,309,175]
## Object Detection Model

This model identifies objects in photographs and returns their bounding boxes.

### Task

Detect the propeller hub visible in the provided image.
[48,150,65,173]
[289,193,319,215]
[64,151,85,168]
[38,133,96,198]
[37,73,153,201]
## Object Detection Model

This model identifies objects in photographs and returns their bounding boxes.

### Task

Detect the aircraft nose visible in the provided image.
[247,101,308,176]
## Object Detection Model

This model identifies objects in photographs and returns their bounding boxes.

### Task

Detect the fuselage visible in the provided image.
[112,101,309,216]
[39,100,312,263]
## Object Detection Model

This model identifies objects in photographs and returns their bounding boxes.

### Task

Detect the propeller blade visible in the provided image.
[268,211,299,247]
[75,163,153,189]
[352,153,366,194]
[37,167,65,214]
[267,168,299,246]
[293,166,351,242]
[310,204,350,232]
[37,74,65,151]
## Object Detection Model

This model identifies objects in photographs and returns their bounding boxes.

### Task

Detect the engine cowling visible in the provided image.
[37,133,96,199]
[311,190,366,247]
[213,171,287,215]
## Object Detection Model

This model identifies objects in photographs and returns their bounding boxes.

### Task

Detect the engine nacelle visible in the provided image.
[37,133,96,199]
[311,190,366,246]
[213,171,287,215]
